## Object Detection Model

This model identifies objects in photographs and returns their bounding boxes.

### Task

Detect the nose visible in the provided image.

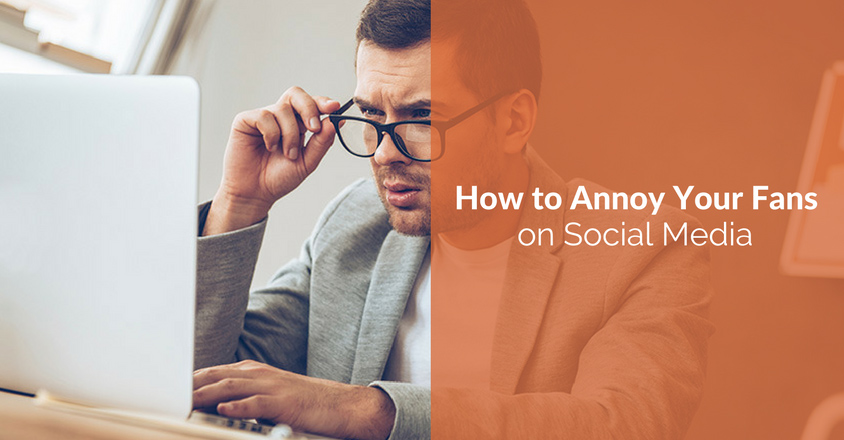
[373,131,412,166]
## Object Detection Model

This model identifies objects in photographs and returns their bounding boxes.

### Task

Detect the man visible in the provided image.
[192,2,431,439]
[192,0,713,439]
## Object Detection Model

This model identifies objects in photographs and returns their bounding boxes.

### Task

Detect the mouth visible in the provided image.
[383,180,422,208]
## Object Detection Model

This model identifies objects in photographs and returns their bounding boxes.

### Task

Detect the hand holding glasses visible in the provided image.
[204,87,511,236]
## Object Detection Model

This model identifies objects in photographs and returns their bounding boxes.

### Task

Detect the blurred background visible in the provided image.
[2,0,844,439]
[0,0,371,288]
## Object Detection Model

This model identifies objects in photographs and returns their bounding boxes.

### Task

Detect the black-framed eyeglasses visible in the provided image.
[328,91,511,162]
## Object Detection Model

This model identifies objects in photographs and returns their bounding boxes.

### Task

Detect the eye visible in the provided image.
[358,106,384,118]
[413,109,431,119]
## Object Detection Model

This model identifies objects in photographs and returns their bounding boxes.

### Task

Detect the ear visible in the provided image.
[497,89,538,154]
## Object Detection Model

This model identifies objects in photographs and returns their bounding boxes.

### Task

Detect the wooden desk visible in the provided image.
[0,391,242,440]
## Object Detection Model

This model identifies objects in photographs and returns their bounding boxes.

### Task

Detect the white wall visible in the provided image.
[171,0,371,289]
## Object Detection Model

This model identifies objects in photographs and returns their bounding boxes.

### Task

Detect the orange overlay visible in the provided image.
[430,0,844,439]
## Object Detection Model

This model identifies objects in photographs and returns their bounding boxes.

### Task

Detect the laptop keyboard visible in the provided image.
[188,411,296,438]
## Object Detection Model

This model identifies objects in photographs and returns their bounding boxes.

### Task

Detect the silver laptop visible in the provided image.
[0,71,211,422]
[0,73,199,417]
[0,74,334,440]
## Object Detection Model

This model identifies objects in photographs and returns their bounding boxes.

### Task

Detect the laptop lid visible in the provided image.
[0,74,199,418]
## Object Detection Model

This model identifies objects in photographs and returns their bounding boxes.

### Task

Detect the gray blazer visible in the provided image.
[194,180,430,440]
[195,149,713,440]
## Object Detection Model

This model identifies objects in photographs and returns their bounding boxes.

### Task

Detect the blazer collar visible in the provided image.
[350,231,430,385]
[490,146,568,393]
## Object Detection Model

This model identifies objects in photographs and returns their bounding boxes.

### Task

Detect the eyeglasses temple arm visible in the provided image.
[437,91,513,130]
[330,98,355,115]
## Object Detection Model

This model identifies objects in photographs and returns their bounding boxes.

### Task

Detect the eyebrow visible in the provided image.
[353,97,431,113]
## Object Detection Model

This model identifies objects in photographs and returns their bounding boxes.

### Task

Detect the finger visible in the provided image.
[296,117,307,148]
[312,96,342,115]
[217,395,280,422]
[193,361,265,390]
[286,88,322,133]
[193,378,267,409]
[275,103,302,161]
[194,367,247,390]
[302,118,337,173]
[253,109,281,153]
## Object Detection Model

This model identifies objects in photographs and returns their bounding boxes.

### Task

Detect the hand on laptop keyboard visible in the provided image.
[193,360,395,440]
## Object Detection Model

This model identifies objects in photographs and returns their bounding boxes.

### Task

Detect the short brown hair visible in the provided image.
[356,0,542,102]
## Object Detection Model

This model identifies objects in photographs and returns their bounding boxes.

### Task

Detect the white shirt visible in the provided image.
[382,235,513,390]
[432,235,512,389]
[382,249,431,386]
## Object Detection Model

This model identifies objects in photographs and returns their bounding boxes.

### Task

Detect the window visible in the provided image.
[0,0,195,74]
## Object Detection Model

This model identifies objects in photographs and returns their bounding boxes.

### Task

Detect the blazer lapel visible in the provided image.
[350,231,430,385]
[489,246,562,393]
[490,146,568,393]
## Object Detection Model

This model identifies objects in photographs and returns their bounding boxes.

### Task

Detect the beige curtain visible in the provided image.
[127,0,216,75]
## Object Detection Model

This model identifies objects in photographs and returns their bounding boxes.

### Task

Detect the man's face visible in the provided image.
[355,41,432,236]
[355,39,510,237]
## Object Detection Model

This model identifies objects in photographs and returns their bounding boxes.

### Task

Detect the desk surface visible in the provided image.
[0,391,235,440]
